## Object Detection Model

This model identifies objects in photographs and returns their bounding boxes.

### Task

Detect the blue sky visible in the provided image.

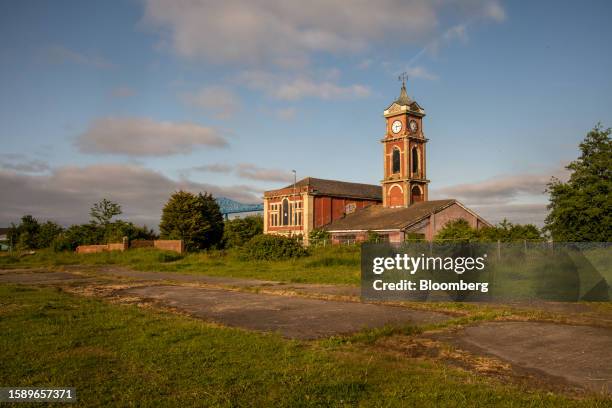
[1,0,611,227]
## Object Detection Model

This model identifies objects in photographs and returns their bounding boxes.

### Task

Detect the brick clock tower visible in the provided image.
[381,79,429,207]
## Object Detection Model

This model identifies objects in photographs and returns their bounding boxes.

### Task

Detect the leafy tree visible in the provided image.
[479,219,542,242]
[545,124,611,241]
[223,216,263,248]
[9,215,41,250]
[434,219,480,242]
[90,199,122,225]
[160,191,224,251]
[434,219,542,242]
[52,223,104,251]
[103,220,157,244]
[37,221,64,248]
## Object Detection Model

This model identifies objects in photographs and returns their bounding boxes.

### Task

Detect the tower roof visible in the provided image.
[395,80,412,106]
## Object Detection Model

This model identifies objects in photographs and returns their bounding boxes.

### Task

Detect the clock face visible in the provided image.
[391,120,402,134]
[409,120,418,132]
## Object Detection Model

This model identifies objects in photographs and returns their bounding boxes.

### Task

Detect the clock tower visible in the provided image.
[381,79,429,207]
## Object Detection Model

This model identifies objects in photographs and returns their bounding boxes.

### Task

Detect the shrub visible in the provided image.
[309,228,330,245]
[223,216,263,248]
[242,234,308,261]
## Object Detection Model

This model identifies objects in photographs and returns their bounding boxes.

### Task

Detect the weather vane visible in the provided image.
[398,71,408,85]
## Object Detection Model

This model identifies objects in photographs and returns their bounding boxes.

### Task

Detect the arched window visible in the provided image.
[411,185,423,203]
[282,198,289,225]
[392,148,401,174]
[411,147,419,174]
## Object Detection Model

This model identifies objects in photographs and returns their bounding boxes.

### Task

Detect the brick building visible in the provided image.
[263,81,490,244]
[263,177,382,244]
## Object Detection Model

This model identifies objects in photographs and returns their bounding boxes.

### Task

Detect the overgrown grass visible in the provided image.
[1,284,608,407]
[0,246,362,285]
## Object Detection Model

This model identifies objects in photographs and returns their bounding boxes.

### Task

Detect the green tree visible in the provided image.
[10,215,41,250]
[104,220,157,244]
[434,219,480,242]
[90,199,122,225]
[479,219,542,242]
[159,191,224,251]
[37,221,64,248]
[52,223,104,251]
[223,216,263,248]
[545,124,611,241]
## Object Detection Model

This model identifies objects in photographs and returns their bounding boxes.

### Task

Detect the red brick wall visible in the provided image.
[76,242,127,253]
[313,196,379,228]
[153,240,184,253]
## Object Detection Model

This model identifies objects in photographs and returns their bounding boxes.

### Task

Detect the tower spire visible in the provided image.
[396,72,411,105]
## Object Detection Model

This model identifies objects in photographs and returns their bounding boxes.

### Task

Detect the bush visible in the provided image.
[223,216,263,248]
[242,234,308,261]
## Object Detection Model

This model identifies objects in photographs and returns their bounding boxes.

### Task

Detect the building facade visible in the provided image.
[263,177,381,244]
[263,81,490,244]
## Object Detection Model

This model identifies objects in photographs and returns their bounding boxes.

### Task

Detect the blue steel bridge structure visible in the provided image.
[215,197,264,220]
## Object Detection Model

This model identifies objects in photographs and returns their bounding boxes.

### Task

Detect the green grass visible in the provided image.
[0,246,362,285]
[1,284,608,407]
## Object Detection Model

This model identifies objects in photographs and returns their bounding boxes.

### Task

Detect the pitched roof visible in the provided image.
[269,177,382,200]
[324,199,459,231]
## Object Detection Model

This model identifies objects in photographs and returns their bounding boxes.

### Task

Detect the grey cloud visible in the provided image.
[193,164,234,173]
[431,171,569,205]
[76,117,228,157]
[236,164,293,182]
[0,164,262,227]
[0,154,50,173]
[193,163,293,182]
[142,0,505,65]
[470,203,549,227]
[430,169,569,225]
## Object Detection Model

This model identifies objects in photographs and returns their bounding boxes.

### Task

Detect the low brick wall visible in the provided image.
[154,240,184,253]
[76,242,127,254]
[77,239,183,254]
[130,240,154,249]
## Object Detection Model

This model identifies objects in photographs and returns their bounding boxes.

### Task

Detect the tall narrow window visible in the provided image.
[282,198,289,226]
[392,148,401,174]
[412,147,419,174]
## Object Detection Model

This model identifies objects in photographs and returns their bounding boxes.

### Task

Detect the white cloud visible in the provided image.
[238,71,370,101]
[275,107,297,120]
[141,0,504,65]
[405,66,438,81]
[76,117,228,157]
[111,86,137,98]
[181,86,241,118]
[0,164,262,227]
[43,45,116,69]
